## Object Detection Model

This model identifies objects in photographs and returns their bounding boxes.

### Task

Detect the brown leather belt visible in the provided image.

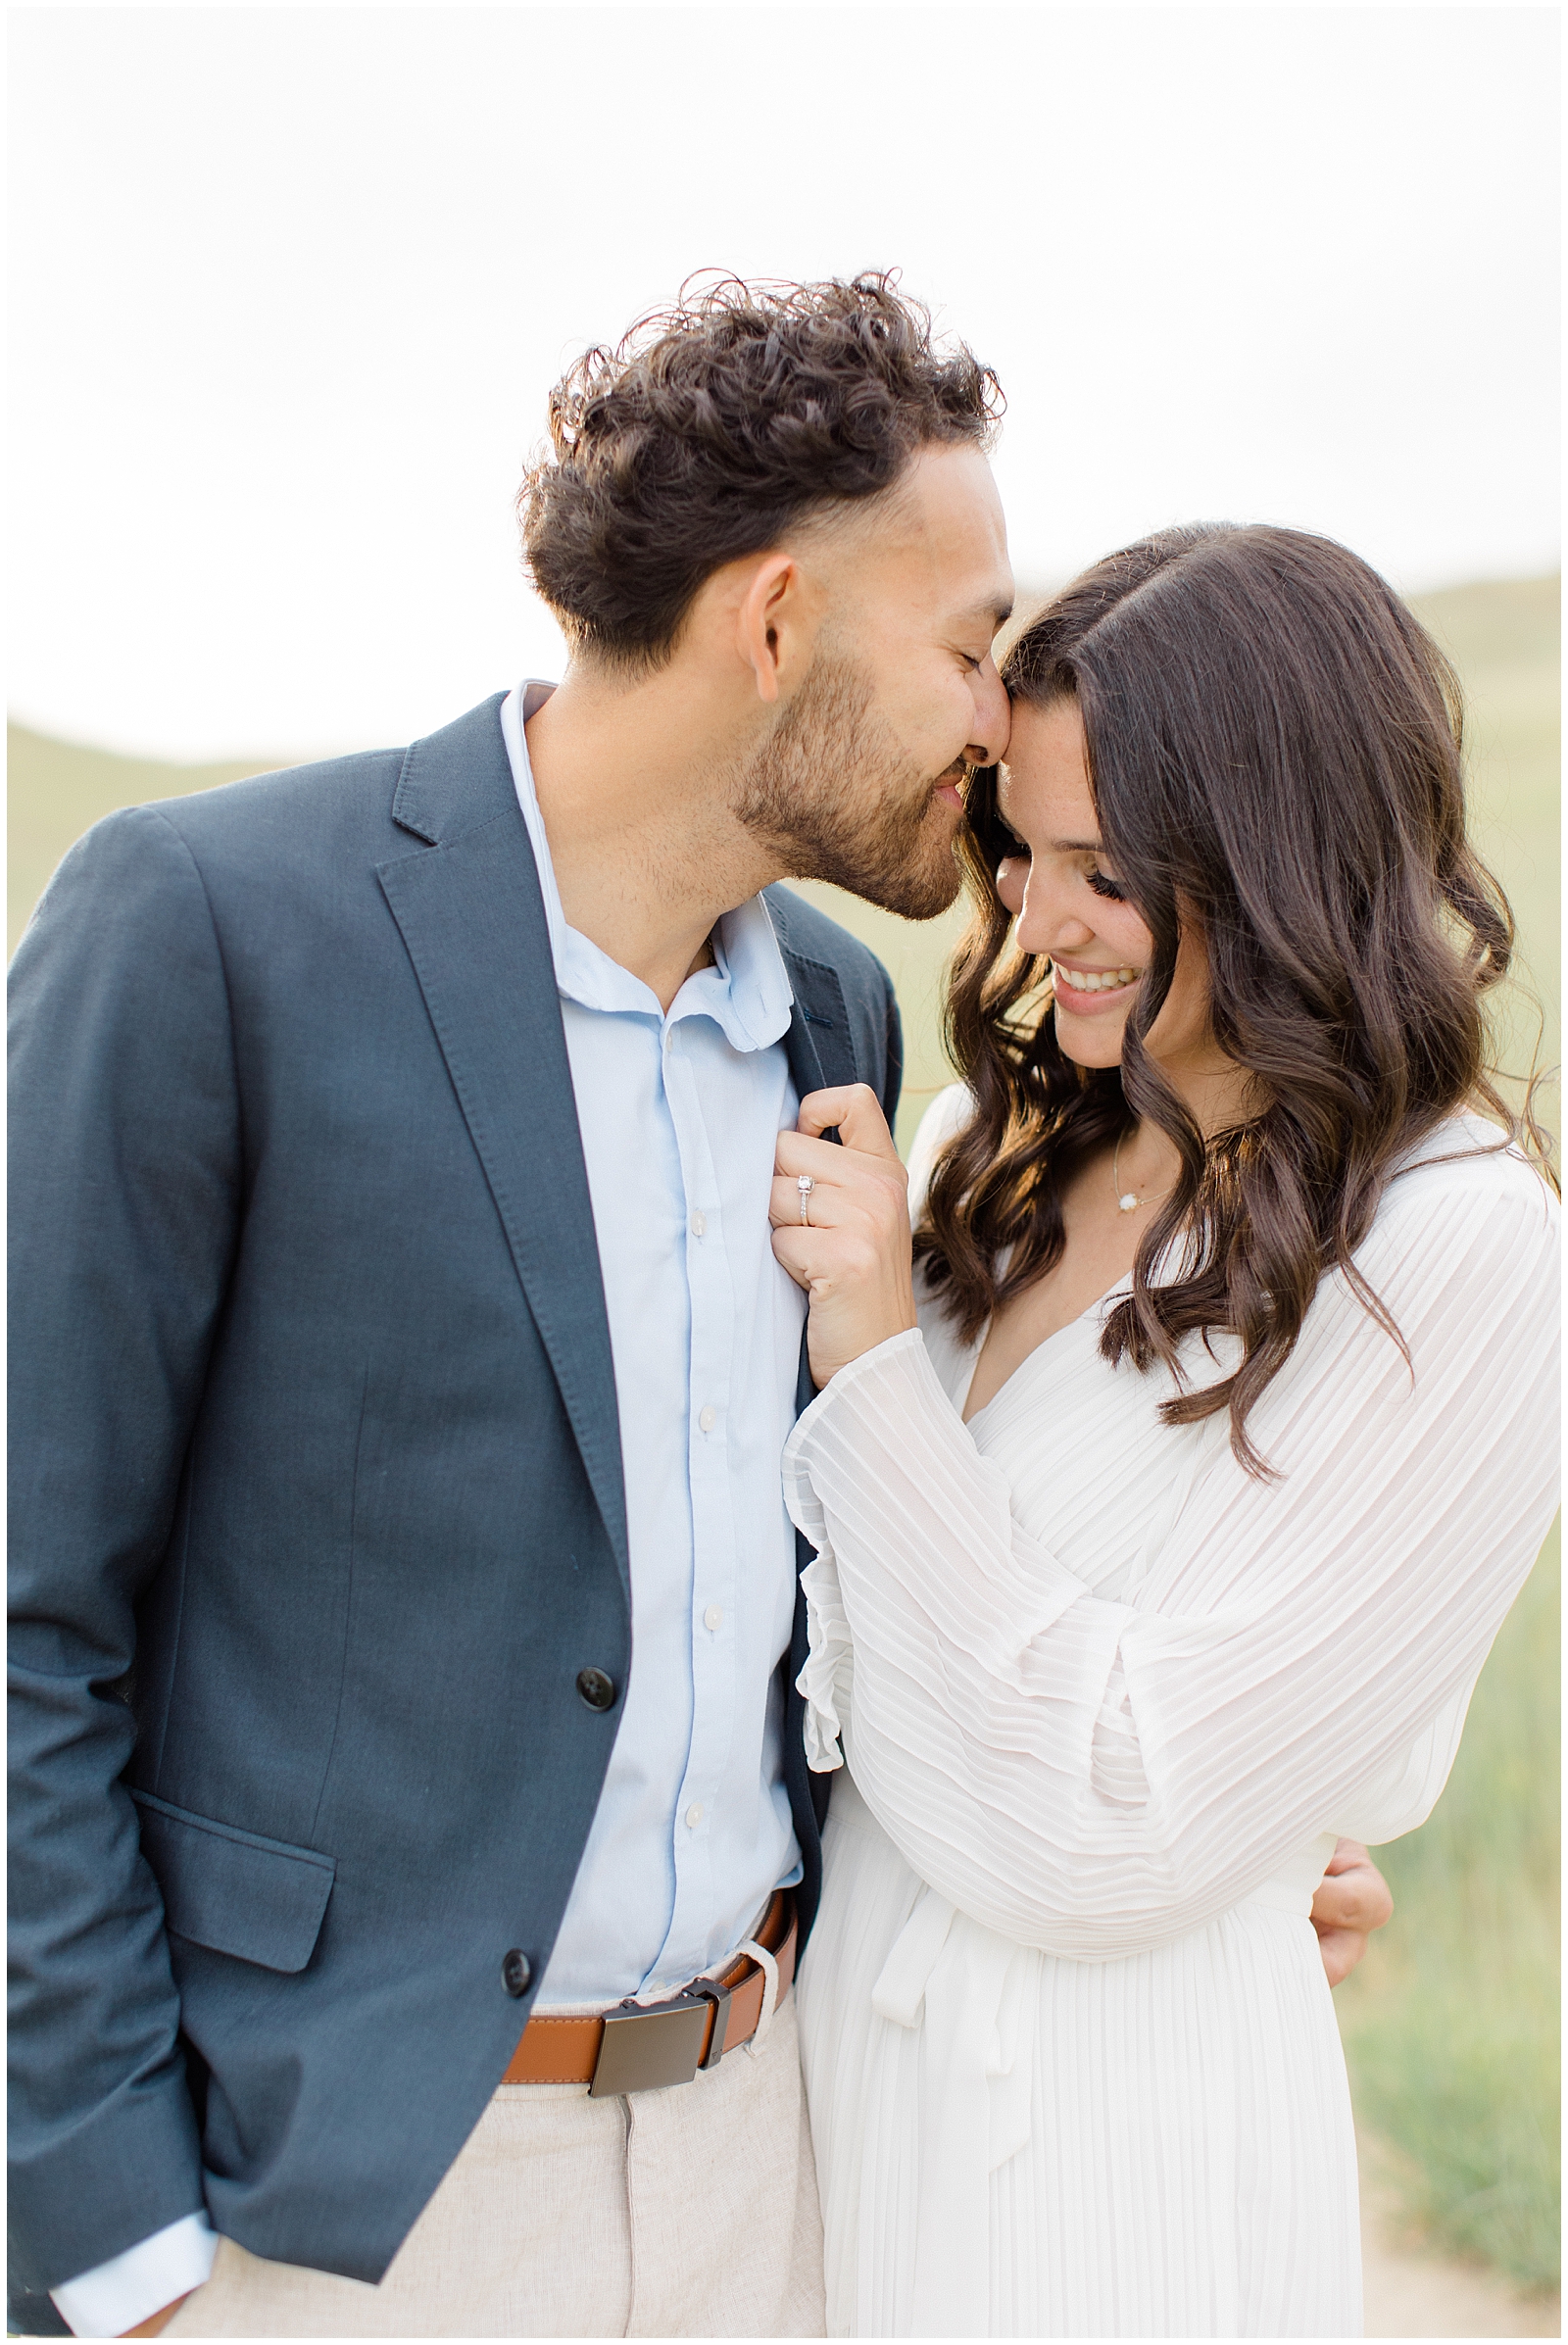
[503,1888,797,2097]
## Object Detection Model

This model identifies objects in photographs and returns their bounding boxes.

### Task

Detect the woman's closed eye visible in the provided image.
[995,824,1126,905]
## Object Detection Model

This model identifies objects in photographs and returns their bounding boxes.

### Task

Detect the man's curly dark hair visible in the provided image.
[518,271,1003,670]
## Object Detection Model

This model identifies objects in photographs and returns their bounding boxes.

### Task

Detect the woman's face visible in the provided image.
[994,696,1215,1081]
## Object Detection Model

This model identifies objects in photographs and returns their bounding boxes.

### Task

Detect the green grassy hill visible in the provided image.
[8,729,272,956]
[1341,1521,1560,2291]
[8,573,1560,2288]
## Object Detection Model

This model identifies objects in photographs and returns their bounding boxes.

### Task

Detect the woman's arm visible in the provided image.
[779,1104,1558,1958]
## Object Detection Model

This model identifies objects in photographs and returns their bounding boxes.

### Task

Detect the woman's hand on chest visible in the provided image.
[770,1086,917,1388]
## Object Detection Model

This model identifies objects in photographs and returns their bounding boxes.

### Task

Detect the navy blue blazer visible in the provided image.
[7,695,901,2328]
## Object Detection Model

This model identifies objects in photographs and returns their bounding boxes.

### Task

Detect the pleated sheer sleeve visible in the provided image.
[782,1141,1559,1959]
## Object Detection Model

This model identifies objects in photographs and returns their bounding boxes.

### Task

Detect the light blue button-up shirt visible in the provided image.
[502,685,808,2008]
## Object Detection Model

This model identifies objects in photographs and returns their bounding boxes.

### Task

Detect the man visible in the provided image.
[9,273,1391,2338]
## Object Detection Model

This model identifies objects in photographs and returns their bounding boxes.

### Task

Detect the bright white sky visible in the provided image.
[9,3,1560,762]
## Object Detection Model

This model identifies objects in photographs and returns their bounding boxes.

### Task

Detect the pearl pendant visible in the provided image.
[1118,1193,1139,1213]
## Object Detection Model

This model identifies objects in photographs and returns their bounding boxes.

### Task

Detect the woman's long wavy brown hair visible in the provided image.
[914,522,1552,1474]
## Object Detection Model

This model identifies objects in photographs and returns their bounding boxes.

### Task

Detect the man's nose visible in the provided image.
[964,665,1010,767]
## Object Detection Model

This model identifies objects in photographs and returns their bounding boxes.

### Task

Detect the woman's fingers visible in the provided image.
[768,1171,850,1231]
[770,1217,880,1287]
[773,1128,859,1186]
[1310,1840,1394,1985]
[1311,1842,1394,1936]
[796,1083,902,1161]
[775,1098,908,1218]
[1312,1926,1368,1990]
[769,1145,908,1236]
[770,1224,824,1290]
[769,1090,916,1382]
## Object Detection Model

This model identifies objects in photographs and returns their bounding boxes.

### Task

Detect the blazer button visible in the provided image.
[576,1667,618,1711]
[502,1948,533,1998]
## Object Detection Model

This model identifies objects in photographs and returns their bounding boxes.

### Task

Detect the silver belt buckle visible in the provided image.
[588,1979,730,2098]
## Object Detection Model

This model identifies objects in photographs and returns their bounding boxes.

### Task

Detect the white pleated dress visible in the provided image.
[786,1097,1559,2340]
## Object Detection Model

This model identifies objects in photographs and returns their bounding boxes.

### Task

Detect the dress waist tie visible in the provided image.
[869,1887,1033,2338]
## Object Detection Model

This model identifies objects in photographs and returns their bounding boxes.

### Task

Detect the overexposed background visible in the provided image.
[9,2,1561,762]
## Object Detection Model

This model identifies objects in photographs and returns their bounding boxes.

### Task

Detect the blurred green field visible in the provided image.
[8,728,267,957]
[1341,1521,1560,2292]
[7,573,1560,2291]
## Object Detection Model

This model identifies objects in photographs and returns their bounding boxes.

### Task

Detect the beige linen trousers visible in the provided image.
[165,1992,824,2337]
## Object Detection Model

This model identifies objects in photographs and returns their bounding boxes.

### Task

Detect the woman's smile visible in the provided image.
[1051,957,1142,1007]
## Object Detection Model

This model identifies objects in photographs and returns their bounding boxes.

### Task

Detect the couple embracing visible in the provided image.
[9,275,1558,2341]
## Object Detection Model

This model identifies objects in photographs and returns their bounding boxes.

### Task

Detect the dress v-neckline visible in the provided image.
[959,1273,1131,1428]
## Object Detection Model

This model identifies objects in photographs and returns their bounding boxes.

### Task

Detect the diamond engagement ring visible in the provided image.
[798,1174,814,1225]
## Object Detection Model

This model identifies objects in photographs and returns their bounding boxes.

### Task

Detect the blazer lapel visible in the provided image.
[777,950,858,1104]
[376,699,629,1592]
[769,904,864,1419]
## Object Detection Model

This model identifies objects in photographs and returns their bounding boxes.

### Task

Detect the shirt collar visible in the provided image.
[499,682,794,1052]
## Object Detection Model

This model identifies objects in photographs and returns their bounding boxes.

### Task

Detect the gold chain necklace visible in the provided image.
[1112,1133,1175,1215]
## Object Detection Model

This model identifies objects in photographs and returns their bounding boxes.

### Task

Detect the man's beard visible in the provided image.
[732,649,966,921]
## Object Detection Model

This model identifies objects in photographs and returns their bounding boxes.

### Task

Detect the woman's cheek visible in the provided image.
[995,855,1028,915]
[1143,928,1211,1058]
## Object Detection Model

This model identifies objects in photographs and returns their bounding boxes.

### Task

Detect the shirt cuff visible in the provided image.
[51,2209,218,2337]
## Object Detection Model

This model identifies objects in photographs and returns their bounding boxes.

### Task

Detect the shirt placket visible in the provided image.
[650,1012,741,1990]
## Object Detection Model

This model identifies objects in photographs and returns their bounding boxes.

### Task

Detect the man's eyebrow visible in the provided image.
[952,598,1014,632]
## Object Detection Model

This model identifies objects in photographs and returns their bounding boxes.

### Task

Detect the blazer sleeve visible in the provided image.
[8,806,243,2292]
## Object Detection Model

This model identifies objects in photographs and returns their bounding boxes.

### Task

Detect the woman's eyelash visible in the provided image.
[992,830,1123,904]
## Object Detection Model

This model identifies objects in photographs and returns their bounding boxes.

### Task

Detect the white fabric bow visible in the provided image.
[869,1886,1034,2337]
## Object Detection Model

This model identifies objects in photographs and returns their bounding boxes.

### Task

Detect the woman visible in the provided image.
[768,525,1559,2338]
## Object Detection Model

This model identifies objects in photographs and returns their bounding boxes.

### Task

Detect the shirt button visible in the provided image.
[699,1405,716,1434]
[685,1803,704,1829]
[704,1605,723,1632]
[690,1210,707,1238]
[663,1029,674,1051]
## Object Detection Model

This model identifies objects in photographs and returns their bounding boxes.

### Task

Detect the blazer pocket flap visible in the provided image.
[132,1790,336,1974]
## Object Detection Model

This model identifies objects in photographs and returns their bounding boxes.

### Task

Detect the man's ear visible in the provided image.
[735,552,803,707]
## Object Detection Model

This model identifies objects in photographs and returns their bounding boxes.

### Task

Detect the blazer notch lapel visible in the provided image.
[782,953,858,1101]
[375,808,630,1596]
[391,694,511,847]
